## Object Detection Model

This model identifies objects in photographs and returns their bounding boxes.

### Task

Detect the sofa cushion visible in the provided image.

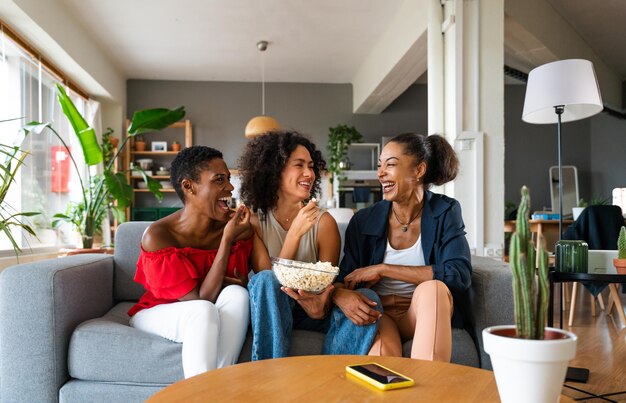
[238,329,326,362]
[114,222,152,301]
[68,302,183,384]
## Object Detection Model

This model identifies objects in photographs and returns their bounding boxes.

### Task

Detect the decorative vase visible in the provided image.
[171,142,181,152]
[338,156,351,170]
[134,140,146,152]
[555,240,588,273]
[614,258,626,275]
[483,325,577,403]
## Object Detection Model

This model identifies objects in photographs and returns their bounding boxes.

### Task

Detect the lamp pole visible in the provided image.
[555,105,564,241]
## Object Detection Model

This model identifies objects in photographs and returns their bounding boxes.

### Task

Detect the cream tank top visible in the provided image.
[259,210,319,263]
[373,236,425,298]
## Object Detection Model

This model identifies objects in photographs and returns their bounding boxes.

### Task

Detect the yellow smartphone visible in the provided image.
[346,362,415,391]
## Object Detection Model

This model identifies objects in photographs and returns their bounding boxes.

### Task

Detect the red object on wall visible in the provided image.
[51,146,71,193]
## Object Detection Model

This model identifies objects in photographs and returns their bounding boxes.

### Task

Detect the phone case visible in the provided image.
[346,363,415,391]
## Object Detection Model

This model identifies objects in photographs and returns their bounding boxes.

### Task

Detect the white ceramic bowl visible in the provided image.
[271,257,338,294]
[137,182,148,189]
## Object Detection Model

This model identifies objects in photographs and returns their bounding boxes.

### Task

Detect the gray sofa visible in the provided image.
[0,222,513,402]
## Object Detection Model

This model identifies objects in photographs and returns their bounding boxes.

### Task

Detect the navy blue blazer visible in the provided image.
[338,191,472,328]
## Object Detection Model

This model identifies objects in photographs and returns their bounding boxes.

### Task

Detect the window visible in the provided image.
[0,30,88,253]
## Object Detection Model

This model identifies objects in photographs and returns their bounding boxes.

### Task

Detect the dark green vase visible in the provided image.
[555,240,588,273]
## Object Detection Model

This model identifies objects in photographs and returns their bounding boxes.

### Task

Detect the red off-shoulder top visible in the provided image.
[128,238,253,316]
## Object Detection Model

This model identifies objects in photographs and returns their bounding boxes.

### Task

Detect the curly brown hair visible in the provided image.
[238,131,326,213]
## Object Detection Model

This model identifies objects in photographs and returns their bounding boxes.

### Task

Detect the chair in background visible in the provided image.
[564,205,625,326]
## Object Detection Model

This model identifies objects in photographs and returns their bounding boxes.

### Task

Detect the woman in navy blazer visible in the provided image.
[338,133,471,361]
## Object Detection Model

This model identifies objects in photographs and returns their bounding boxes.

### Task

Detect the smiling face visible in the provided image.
[183,158,234,221]
[378,141,425,202]
[278,145,315,202]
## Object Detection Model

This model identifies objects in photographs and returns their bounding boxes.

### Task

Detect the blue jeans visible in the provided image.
[248,270,381,360]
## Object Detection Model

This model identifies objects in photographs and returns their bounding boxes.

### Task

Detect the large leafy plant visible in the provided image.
[0,124,38,255]
[24,84,185,249]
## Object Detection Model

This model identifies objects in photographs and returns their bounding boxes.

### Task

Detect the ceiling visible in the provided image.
[54,0,626,90]
[60,0,402,83]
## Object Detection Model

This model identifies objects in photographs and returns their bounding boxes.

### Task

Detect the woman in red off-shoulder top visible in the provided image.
[128,146,254,379]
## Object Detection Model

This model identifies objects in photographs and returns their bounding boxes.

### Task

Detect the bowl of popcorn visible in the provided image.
[271,257,339,294]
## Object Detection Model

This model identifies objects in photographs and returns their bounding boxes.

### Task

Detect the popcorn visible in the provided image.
[272,258,338,294]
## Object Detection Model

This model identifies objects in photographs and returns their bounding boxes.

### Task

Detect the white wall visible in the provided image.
[0,0,126,129]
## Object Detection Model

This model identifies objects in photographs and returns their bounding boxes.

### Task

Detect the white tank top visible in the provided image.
[373,236,425,298]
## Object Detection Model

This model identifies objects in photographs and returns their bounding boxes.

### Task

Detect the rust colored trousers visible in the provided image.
[368,280,453,361]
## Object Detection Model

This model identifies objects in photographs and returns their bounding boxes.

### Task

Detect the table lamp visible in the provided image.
[522,59,603,240]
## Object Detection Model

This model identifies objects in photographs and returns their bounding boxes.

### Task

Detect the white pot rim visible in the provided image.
[484,325,577,342]
[483,325,577,362]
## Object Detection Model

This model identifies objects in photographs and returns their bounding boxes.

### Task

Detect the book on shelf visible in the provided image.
[531,211,560,220]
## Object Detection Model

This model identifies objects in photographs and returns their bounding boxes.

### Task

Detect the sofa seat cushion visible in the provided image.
[68,302,183,384]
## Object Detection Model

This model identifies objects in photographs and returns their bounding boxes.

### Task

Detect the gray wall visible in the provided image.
[127,80,625,213]
[505,85,592,212]
[590,113,626,198]
[127,80,428,167]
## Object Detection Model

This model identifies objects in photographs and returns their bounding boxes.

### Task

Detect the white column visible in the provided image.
[431,0,504,257]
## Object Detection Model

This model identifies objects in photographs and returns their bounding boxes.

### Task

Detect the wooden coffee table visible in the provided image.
[148,355,575,402]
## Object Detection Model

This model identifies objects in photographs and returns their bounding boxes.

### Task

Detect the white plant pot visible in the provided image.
[572,207,585,221]
[483,325,577,403]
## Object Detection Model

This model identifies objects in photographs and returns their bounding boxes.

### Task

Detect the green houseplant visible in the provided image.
[326,124,362,183]
[483,186,577,403]
[614,226,626,274]
[0,137,38,255]
[23,84,185,249]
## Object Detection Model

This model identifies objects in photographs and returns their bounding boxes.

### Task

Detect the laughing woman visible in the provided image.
[238,131,382,360]
[341,133,471,362]
[128,146,253,378]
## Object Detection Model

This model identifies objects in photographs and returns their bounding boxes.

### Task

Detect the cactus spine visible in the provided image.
[510,186,549,339]
[618,226,626,259]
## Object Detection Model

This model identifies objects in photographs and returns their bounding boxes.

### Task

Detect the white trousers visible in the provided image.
[130,285,250,378]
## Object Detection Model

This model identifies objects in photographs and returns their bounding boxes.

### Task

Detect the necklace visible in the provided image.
[391,203,423,232]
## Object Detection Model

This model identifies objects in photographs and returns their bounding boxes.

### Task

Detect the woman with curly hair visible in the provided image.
[238,131,381,360]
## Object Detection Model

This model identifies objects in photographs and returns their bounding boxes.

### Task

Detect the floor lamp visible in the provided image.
[521,59,603,384]
[522,59,603,240]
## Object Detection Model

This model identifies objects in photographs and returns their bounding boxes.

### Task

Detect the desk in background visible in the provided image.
[504,219,574,254]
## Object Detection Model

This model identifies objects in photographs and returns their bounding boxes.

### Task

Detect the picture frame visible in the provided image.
[151,141,167,152]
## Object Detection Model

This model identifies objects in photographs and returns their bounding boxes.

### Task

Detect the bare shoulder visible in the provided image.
[141,219,178,252]
[319,211,339,233]
[250,212,264,235]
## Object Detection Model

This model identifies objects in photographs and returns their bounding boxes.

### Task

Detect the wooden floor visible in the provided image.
[556,284,626,402]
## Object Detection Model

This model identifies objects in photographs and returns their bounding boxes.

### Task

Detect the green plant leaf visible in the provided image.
[110,206,127,223]
[145,176,164,202]
[55,84,103,165]
[22,121,51,135]
[127,107,186,135]
[104,171,133,208]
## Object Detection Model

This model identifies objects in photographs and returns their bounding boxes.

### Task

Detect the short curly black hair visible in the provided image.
[170,145,223,203]
[238,131,326,213]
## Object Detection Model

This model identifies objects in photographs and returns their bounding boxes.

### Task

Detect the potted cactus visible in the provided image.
[483,186,577,403]
[614,226,626,274]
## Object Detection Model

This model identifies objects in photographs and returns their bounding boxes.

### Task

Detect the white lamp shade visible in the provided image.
[522,59,603,124]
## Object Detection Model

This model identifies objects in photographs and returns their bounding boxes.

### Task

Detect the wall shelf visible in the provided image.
[123,119,192,220]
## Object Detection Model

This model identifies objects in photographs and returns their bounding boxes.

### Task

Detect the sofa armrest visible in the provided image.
[469,256,514,369]
[0,254,114,402]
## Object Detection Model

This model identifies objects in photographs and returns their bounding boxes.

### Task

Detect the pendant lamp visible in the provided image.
[245,41,281,138]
